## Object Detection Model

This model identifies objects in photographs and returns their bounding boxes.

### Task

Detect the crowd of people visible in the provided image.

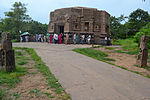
[20,33,94,45]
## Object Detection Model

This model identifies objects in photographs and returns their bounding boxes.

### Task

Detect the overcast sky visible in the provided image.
[0,0,150,24]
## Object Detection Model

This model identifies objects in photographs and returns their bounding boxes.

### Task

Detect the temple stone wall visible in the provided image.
[48,7,110,44]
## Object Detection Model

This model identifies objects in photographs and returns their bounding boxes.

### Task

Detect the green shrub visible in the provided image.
[134,22,150,48]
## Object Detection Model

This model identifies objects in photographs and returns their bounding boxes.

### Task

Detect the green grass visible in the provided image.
[0,66,27,88]
[12,93,20,99]
[15,51,23,56]
[115,39,139,55]
[29,88,41,97]
[0,88,7,100]
[73,48,115,61]
[93,45,104,48]
[105,47,116,50]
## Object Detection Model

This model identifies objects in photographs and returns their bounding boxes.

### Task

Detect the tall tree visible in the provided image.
[4,2,31,35]
[110,15,128,39]
[128,8,150,36]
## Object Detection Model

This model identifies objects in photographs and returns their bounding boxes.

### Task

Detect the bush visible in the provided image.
[134,22,150,48]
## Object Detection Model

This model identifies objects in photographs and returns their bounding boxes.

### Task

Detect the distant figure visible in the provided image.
[76,34,79,44]
[73,33,76,44]
[81,35,85,44]
[61,33,64,43]
[44,35,47,42]
[50,34,53,43]
[59,34,62,44]
[87,35,91,44]
[41,34,44,42]
[20,36,23,42]
[35,34,39,42]
[113,37,116,45]
[105,36,107,46]
[54,33,58,44]
[25,36,29,42]
[38,34,41,42]
[65,33,69,45]
[47,33,50,43]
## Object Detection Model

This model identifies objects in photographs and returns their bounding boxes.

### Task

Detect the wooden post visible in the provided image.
[136,35,149,67]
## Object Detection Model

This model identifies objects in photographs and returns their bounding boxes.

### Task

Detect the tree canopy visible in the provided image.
[0,2,48,38]
[110,8,150,39]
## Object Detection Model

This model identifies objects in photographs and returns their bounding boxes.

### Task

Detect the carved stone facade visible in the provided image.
[48,7,110,44]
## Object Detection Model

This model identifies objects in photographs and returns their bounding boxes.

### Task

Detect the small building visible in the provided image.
[48,7,110,44]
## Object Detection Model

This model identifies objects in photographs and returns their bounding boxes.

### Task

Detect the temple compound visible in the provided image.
[48,7,110,44]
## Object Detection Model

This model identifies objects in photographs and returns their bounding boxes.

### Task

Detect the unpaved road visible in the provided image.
[14,42,150,100]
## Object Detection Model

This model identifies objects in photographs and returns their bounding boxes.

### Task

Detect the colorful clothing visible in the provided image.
[59,34,62,44]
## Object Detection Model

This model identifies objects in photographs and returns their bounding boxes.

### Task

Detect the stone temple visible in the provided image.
[48,7,110,44]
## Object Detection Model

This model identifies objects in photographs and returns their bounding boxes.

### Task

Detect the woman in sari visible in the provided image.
[59,34,62,44]
[50,34,53,43]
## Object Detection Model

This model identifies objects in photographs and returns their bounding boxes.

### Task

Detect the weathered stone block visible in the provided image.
[136,35,149,67]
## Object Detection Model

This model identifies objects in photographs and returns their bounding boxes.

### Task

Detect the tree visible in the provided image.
[110,15,128,39]
[128,8,150,36]
[22,20,48,34]
[134,22,150,48]
[4,2,31,36]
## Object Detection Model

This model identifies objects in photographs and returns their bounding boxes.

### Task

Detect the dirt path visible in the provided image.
[14,43,150,100]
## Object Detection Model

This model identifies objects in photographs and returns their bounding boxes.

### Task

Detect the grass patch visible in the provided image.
[105,47,116,50]
[93,45,104,48]
[73,48,115,61]
[15,56,28,66]
[12,93,20,99]
[0,66,27,88]
[115,39,139,55]
[29,88,41,97]
[15,51,23,56]
[0,88,7,100]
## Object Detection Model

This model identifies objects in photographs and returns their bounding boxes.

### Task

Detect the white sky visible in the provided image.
[0,0,150,24]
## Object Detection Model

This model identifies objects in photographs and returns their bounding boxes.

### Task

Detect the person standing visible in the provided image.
[50,34,53,43]
[105,36,107,46]
[25,35,29,42]
[76,34,79,44]
[35,34,39,42]
[81,35,85,44]
[54,33,58,44]
[38,34,41,42]
[73,33,76,44]
[59,33,62,44]
[61,33,64,43]
[65,33,69,45]
[47,33,50,43]
[44,35,47,42]
[87,35,91,44]
[20,36,23,42]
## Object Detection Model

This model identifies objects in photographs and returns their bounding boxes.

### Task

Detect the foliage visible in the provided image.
[115,38,139,55]
[0,2,48,38]
[73,48,115,61]
[22,20,48,35]
[134,22,150,48]
[0,2,31,37]
[110,15,128,39]
[128,8,150,36]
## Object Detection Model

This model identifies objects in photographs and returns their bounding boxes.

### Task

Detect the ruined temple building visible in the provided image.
[48,7,110,44]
